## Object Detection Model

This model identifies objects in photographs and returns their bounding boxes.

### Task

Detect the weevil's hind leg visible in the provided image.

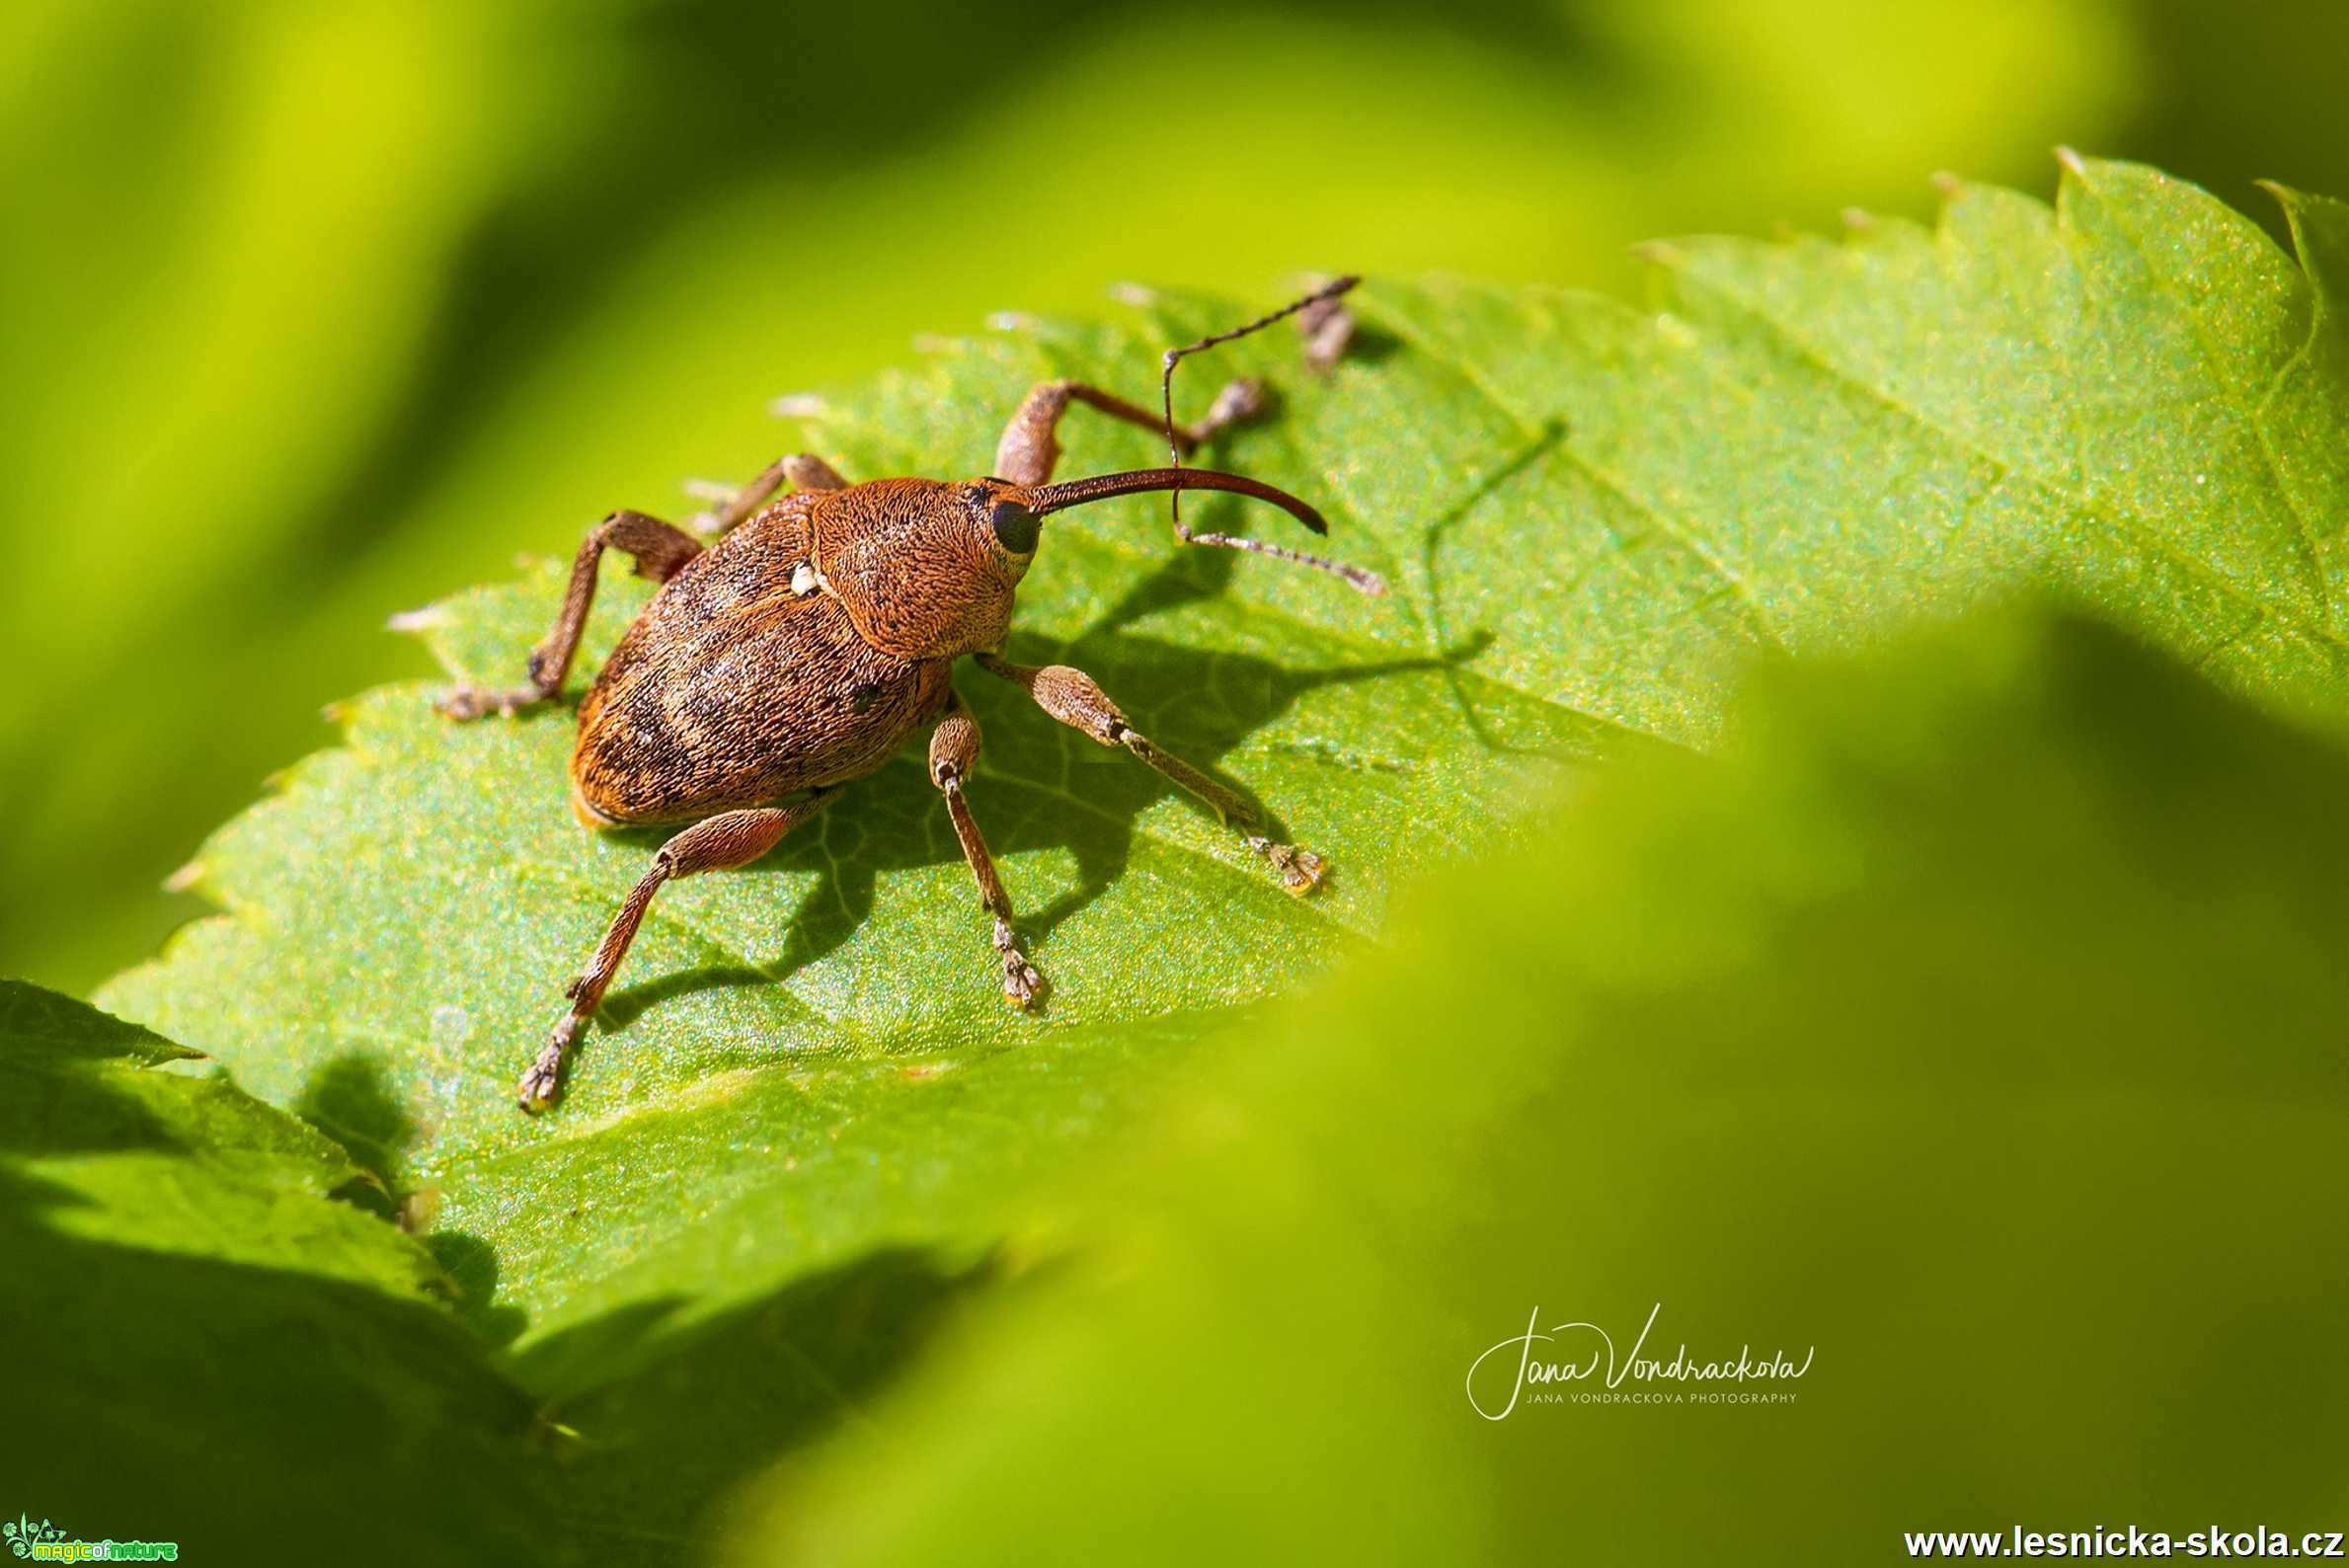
[518,789,841,1110]
[438,510,703,720]
[928,691,1046,1007]
[991,378,1265,488]
[977,655,1325,895]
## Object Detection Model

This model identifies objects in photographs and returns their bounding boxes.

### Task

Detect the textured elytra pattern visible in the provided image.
[99,160,2349,1378]
[572,495,955,826]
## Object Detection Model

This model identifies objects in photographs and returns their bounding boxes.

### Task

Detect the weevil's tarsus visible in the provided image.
[928,692,1047,1008]
[439,509,704,720]
[1247,835,1329,896]
[1201,374,1268,431]
[520,788,841,1110]
[977,654,1330,894]
[1295,288,1356,373]
[1158,275,1360,525]
[994,915,1045,1006]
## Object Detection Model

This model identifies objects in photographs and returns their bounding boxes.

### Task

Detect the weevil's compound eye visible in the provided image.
[989,498,1040,556]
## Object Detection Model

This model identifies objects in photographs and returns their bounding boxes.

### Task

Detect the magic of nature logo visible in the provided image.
[4,1514,178,1562]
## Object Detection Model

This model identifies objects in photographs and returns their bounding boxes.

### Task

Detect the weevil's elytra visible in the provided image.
[436,278,1382,1111]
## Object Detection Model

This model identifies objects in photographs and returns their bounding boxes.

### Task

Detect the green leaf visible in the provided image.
[737,612,2349,1563]
[0,981,550,1564]
[95,158,2349,1433]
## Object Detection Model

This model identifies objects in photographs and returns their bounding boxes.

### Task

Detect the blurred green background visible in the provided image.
[4,0,2342,991]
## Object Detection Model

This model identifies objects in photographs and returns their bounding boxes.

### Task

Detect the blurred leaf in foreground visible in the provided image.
[741,612,2349,1564]
[0,982,548,1564]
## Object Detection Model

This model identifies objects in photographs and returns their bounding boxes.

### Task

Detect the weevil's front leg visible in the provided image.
[782,453,850,492]
[991,378,1265,487]
[976,654,1326,896]
[437,510,702,720]
[688,453,851,536]
[517,789,841,1110]
[681,454,814,540]
[928,692,1046,1007]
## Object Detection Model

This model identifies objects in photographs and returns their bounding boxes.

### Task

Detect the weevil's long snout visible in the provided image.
[1021,467,1329,535]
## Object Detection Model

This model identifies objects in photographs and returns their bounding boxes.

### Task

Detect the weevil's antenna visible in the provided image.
[1024,467,1387,596]
[1158,275,1361,530]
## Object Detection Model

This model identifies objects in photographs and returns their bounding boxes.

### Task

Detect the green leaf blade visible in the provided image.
[98,159,2349,1400]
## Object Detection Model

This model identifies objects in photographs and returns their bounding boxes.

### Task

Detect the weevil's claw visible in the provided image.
[436,686,495,721]
[1002,956,1046,1009]
[1251,837,1328,897]
[995,919,1047,1009]
[437,684,535,722]
[516,1017,580,1112]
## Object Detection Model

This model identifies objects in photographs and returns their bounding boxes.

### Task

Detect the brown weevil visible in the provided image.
[438,279,1382,1110]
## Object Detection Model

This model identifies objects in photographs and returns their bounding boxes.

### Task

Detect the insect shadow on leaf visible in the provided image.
[1417,416,1574,756]
[590,602,1485,1035]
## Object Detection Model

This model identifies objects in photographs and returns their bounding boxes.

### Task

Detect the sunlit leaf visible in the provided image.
[96,157,2349,1476]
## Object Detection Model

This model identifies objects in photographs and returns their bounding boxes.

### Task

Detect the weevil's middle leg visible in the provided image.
[437,509,703,720]
[976,654,1326,896]
[517,788,840,1111]
[991,378,1264,488]
[928,691,1046,1007]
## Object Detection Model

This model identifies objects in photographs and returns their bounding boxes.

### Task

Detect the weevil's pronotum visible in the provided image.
[438,279,1382,1110]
